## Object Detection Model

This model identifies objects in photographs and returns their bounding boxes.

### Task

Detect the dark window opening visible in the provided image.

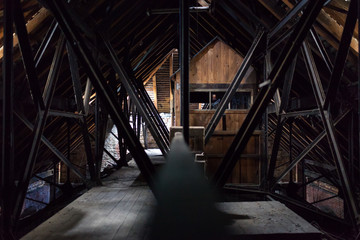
[190,92,210,109]
[231,92,251,109]
[189,91,251,110]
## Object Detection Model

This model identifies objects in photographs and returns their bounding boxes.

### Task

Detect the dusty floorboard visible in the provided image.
[22,157,156,240]
[219,201,321,239]
[22,149,321,240]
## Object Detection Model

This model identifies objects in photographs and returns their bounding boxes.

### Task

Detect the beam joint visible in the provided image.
[46,0,157,195]
[213,0,326,188]
[205,28,265,144]
[302,41,359,225]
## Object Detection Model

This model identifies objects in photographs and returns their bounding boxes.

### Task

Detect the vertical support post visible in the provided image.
[137,113,141,140]
[267,118,286,182]
[180,0,190,144]
[67,42,84,113]
[261,42,270,189]
[348,111,354,184]
[132,103,137,135]
[66,119,71,183]
[289,120,293,183]
[274,90,281,115]
[280,55,297,113]
[95,97,101,177]
[143,122,148,149]
[205,29,266,144]
[99,113,108,179]
[67,42,97,181]
[302,153,306,199]
[51,162,57,202]
[81,116,97,181]
[267,56,296,183]
[261,106,269,188]
[94,98,107,179]
[117,86,128,167]
[1,0,15,237]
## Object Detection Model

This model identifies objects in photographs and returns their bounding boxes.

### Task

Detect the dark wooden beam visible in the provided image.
[180,0,190,144]
[213,0,326,188]
[14,111,87,182]
[14,0,45,112]
[13,35,66,222]
[205,29,265,144]
[67,43,97,181]
[46,0,157,195]
[302,41,358,225]
[323,0,358,110]
[1,0,15,237]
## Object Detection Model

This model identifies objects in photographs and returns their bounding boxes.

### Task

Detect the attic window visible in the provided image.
[190,90,251,110]
[231,92,251,109]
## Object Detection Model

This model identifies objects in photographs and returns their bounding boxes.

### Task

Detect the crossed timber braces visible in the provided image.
[44,0,158,196]
[213,0,327,188]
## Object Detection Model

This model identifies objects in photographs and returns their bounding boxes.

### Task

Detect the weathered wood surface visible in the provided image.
[22,157,157,240]
[22,150,321,240]
[205,131,261,184]
[174,39,256,126]
[188,111,248,132]
[219,201,322,239]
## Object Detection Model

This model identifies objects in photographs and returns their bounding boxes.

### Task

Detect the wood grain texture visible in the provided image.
[205,133,261,184]
[173,39,260,184]
[21,160,155,240]
[174,39,256,125]
[22,154,321,239]
[218,201,321,238]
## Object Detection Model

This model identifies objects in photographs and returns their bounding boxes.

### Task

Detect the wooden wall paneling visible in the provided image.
[205,132,261,184]
[189,111,222,130]
[225,111,247,131]
[188,40,244,85]
[172,38,261,184]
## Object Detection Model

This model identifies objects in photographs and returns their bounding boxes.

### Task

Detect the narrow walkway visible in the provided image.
[22,151,161,240]
[22,149,321,239]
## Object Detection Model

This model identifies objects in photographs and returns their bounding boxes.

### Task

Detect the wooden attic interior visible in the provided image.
[0,0,360,239]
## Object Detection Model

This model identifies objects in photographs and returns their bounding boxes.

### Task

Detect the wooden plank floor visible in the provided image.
[219,201,321,239]
[22,150,321,240]
[22,159,156,240]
